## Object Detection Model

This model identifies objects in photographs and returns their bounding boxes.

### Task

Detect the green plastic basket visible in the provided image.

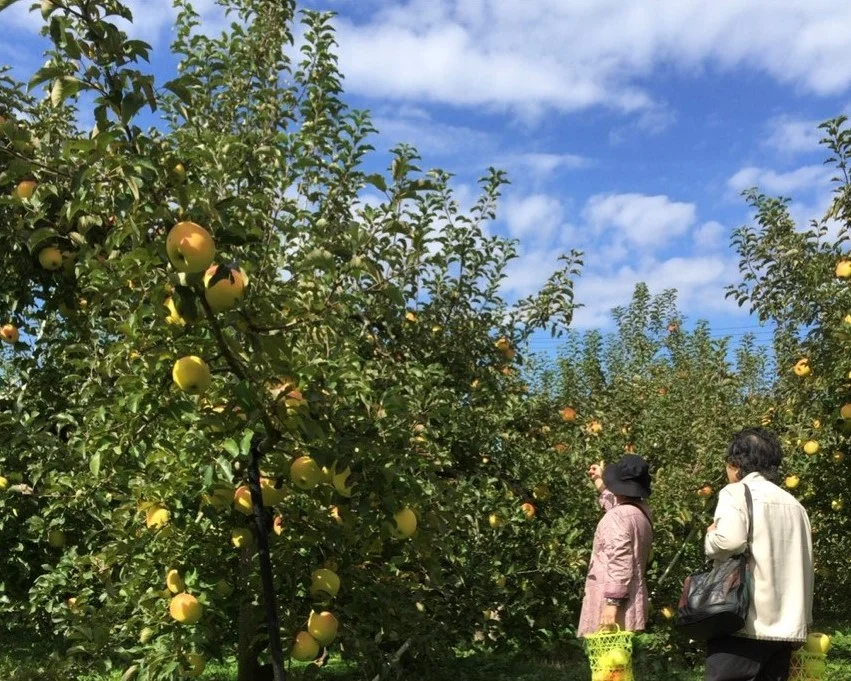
[583,626,635,681]
[789,649,827,681]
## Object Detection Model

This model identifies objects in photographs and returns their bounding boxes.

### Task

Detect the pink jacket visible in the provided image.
[578,489,654,637]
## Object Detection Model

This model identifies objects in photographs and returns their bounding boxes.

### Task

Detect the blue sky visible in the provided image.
[3,0,850,351]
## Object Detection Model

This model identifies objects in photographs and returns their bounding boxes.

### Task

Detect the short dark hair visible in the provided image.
[726,428,783,483]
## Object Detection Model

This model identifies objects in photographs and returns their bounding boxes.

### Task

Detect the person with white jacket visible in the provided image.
[704,428,814,681]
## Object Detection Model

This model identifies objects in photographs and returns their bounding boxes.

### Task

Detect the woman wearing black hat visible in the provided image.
[577,454,654,637]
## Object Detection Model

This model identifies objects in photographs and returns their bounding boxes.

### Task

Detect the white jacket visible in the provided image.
[705,472,814,642]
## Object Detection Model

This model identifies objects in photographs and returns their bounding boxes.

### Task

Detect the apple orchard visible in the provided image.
[2,1,851,680]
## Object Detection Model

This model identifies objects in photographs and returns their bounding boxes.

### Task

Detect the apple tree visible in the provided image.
[0,1,582,679]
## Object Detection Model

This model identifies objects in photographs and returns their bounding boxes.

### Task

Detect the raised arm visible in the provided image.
[705,486,748,560]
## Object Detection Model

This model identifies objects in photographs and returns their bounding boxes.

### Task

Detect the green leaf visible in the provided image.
[27,65,64,91]
[0,0,23,11]
[50,78,64,107]
[89,452,101,477]
[120,92,145,125]
[222,439,240,458]
[163,77,193,106]
[27,227,59,254]
[239,428,255,456]
[364,174,387,193]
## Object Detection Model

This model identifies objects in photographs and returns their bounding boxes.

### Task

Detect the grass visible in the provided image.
[2,634,851,680]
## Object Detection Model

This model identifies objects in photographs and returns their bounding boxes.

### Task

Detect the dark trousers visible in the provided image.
[706,635,793,681]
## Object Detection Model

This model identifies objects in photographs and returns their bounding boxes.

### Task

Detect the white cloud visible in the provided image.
[335,0,851,121]
[503,152,590,176]
[694,221,727,250]
[503,248,562,299]
[503,194,564,242]
[571,255,737,328]
[583,193,697,248]
[727,164,832,195]
[372,111,494,158]
[764,115,824,154]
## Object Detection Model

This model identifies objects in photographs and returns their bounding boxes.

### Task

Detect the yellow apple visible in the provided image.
[841,403,851,420]
[214,579,234,597]
[233,485,253,515]
[405,311,417,323]
[488,513,502,529]
[273,514,285,535]
[660,606,675,619]
[494,337,515,360]
[0,476,8,490]
[165,569,185,594]
[203,264,247,313]
[785,475,800,490]
[836,259,851,278]
[392,507,417,539]
[804,632,831,655]
[588,420,603,435]
[13,180,37,199]
[332,465,354,498]
[169,593,202,624]
[47,529,66,548]
[204,483,234,510]
[307,610,339,645]
[172,356,211,395]
[145,505,170,529]
[261,477,286,506]
[834,451,846,463]
[231,527,254,549]
[532,484,550,500]
[832,499,844,512]
[291,631,320,661]
[290,456,321,490]
[793,358,811,377]
[166,221,215,273]
[559,407,576,423]
[601,647,630,668]
[38,246,63,271]
[520,502,536,519]
[803,440,820,455]
[803,656,826,678]
[697,485,713,498]
[310,568,340,599]
[184,652,205,678]
[172,162,187,183]
[164,297,186,326]
[0,324,19,344]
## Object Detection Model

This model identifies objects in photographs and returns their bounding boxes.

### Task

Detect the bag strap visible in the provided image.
[742,483,753,554]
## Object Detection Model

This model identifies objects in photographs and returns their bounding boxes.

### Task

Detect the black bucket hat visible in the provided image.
[603,454,652,498]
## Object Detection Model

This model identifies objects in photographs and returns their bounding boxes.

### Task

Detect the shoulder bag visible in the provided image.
[676,483,753,640]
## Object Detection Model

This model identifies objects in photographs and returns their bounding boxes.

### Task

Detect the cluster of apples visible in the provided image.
[591,646,631,681]
[165,220,247,397]
[790,632,832,680]
[163,568,206,676]
[787,328,851,511]
[291,569,342,661]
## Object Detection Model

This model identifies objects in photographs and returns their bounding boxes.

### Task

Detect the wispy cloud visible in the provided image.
[335,0,851,125]
[763,115,824,155]
[584,193,697,248]
[727,164,833,195]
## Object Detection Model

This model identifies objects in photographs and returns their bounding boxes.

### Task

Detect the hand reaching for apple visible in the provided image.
[588,462,605,491]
